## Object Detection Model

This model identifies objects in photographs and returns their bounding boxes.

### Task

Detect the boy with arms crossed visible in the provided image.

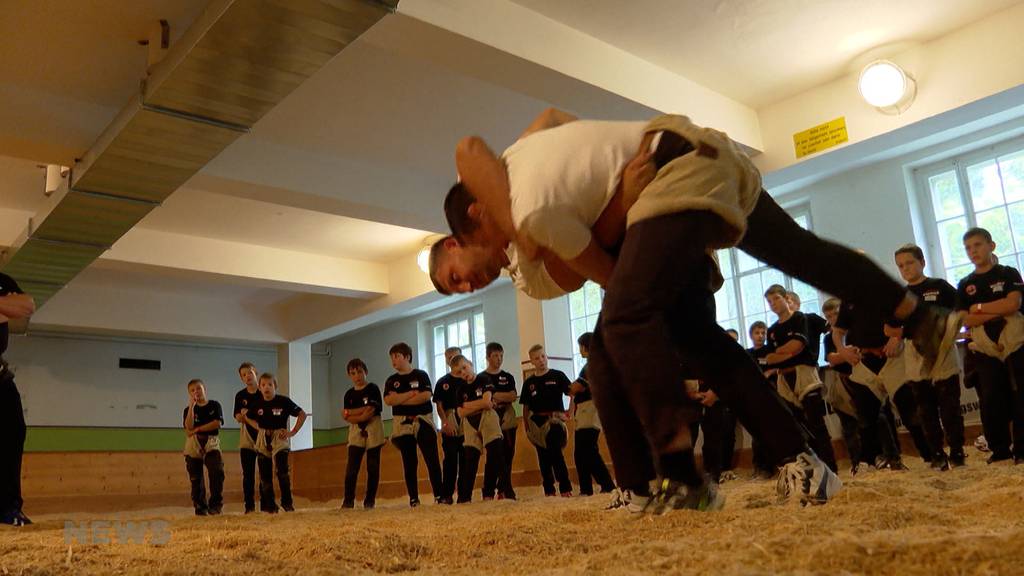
[384,343,443,506]
[342,359,385,509]
[956,228,1024,464]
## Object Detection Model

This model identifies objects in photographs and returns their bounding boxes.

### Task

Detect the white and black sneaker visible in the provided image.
[604,488,643,513]
[641,478,726,515]
[777,452,842,506]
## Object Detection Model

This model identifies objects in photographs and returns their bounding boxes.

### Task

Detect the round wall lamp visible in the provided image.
[417,234,446,274]
[858,60,916,115]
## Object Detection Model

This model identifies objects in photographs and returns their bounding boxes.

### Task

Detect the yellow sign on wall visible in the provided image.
[793,117,849,159]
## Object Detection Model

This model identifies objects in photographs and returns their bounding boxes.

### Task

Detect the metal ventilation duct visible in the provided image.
[0,0,396,308]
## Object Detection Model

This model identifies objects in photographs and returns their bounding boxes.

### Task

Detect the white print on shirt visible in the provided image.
[992,281,1005,293]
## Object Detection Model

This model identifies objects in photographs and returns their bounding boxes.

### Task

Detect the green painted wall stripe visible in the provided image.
[25,423,401,452]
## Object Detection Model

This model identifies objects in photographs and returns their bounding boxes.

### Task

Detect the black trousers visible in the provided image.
[440,432,464,501]
[257,450,292,511]
[393,423,443,501]
[344,445,381,506]
[185,450,225,511]
[589,211,810,493]
[699,401,737,479]
[500,423,517,492]
[574,427,615,495]
[239,448,257,510]
[844,377,901,462]
[973,350,1024,458]
[911,375,965,457]
[0,373,26,516]
[462,438,512,500]
[890,384,934,461]
[836,411,864,466]
[532,423,573,495]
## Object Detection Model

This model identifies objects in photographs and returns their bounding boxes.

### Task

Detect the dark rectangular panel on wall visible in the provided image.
[118,358,162,371]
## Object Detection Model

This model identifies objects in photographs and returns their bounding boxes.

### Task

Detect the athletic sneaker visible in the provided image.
[560,491,573,498]
[974,436,990,453]
[776,451,842,505]
[409,498,421,508]
[341,500,355,509]
[719,470,738,483]
[641,478,725,515]
[15,511,31,526]
[0,512,27,527]
[930,452,950,472]
[949,451,967,468]
[195,508,208,516]
[905,306,963,379]
[878,458,910,471]
[282,504,295,512]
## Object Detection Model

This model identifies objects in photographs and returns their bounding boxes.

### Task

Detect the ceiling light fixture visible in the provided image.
[417,234,446,274]
[858,60,916,115]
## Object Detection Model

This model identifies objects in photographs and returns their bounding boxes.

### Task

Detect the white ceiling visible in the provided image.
[511,0,1022,108]
[0,0,207,108]
[138,187,430,261]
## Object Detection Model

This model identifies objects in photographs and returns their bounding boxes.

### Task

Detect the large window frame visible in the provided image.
[428,307,486,383]
[915,136,1024,286]
[715,206,822,350]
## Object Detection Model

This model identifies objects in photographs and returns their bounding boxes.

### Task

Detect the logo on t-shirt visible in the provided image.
[966,284,977,296]
[363,398,369,405]
[992,281,1005,293]
[442,383,449,390]
[924,290,938,301]
[411,380,419,389]
[257,409,264,416]
[272,408,283,416]
[393,382,400,389]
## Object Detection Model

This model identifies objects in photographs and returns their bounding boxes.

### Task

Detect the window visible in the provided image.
[715,208,822,350]
[430,308,486,381]
[918,139,1024,285]
[565,206,820,368]
[568,281,603,376]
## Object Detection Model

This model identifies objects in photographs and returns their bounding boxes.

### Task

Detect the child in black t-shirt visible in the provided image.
[242,373,306,513]
[764,285,838,473]
[894,244,966,469]
[571,333,615,496]
[520,345,574,497]
[342,358,385,509]
[745,321,775,479]
[384,342,443,507]
[433,346,466,505]
[452,355,513,501]
[482,342,519,500]
[233,361,261,513]
[183,379,225,516]
[957,228,1024,464]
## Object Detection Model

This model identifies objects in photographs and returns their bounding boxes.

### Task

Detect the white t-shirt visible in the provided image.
[505,245,567,300]
[502,120,646,261]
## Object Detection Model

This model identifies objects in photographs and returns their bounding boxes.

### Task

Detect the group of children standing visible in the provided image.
[183,365,307,515]
[738,228,1024,483]
[184,340,616,513]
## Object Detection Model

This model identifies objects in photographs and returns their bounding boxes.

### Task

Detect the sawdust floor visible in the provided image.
[2,449,1023,575]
